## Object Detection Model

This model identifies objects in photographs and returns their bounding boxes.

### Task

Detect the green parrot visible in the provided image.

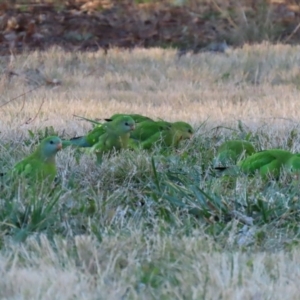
[139,121,194,150]
[213,140,256,168]
[91,115,136,164]
[238,149,295,179]
[62,114,151,149]
[9,136,62,182]
[130,120,172,142]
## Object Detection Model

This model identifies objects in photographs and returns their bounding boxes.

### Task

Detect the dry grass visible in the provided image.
[1,43,300,299]
[1,233,300,299]
[2,44,300,135]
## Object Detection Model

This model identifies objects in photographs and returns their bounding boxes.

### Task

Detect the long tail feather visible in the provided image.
[62,136,91,148]
[73,114,111,125]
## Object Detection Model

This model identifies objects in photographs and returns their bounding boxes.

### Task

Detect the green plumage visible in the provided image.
[109,113,153,124]
[139,121,194,149]
[238,149,294,179]
[62,123,107,149]
[170,121,194,147]
[213,140,256,168]
[284,154,300,173]
[91,116,136,164]
[130,120,171,142]
[10,136,62,182]
[63,114,193,154]
[62,114,151,149]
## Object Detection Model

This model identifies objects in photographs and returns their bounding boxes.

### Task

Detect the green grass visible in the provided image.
[1,123,300,296]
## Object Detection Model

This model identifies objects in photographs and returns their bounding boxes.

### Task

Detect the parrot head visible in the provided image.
[115,116,136,133]
[172,122,194,140]
[40,136,62,158]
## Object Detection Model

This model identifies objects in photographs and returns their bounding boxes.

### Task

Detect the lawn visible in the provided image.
[1,44,300,299]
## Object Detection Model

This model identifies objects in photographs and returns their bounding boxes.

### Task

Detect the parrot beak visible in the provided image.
[130,125,135,131]
[57,143,62,151]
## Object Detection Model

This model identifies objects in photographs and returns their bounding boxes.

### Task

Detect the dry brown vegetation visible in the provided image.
[2,44,300,298]
[1,0,300,55]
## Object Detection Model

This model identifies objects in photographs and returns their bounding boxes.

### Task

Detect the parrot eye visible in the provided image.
[50,140,54,144]
[125,122,129,126]
[188,130,192,133]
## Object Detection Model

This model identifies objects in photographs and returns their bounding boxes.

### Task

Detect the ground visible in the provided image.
[1,44,300,298]
[2,1,300,55]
